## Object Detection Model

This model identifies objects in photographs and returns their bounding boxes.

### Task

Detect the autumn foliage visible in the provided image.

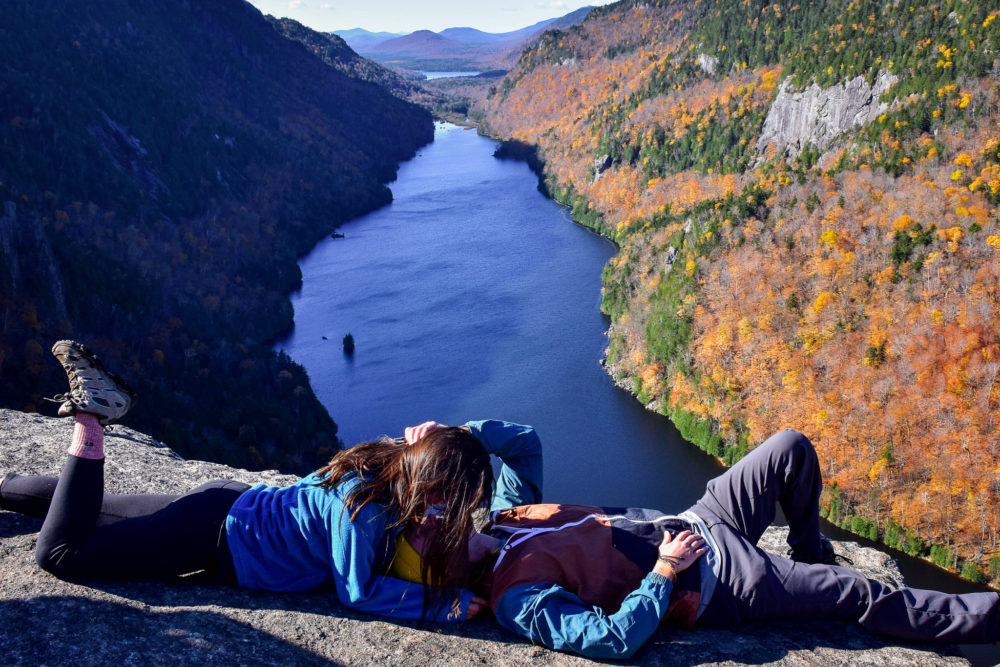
[479,0,1000,580]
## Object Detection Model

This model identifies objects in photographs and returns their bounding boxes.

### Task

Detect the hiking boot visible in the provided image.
[47,340,135,425]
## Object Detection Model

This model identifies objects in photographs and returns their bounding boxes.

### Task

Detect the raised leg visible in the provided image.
[35,451,106,572]
[27,340,249,581]
[690,429,824,560]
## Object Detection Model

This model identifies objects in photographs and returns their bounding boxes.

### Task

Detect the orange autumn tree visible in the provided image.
[478,0,1000,581]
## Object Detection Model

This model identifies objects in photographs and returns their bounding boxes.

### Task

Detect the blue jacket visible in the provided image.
[482,422,685,659]
[223,419,542,622]
[225,470,468,621]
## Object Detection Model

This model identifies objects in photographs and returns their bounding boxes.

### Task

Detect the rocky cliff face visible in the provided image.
[0,202,68,321]
[756,70,898,159]
[0,409,969,665]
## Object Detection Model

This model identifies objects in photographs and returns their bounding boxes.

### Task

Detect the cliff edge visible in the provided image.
[0,409,967,665]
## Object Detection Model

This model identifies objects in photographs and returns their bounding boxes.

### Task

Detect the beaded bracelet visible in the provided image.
[655,556,677,581]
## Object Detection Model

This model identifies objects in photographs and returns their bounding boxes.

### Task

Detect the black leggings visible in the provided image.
[0,457,249,581]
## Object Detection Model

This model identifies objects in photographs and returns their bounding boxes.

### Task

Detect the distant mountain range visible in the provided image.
[335,7,594,71]
[333,28,406,52]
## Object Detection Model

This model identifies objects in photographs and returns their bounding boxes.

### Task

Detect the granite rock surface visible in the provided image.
[756,69,898,159]
[0,409,968,665]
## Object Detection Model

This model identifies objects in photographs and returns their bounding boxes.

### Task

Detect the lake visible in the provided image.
[421,71,481,80]
[278,121,723,510]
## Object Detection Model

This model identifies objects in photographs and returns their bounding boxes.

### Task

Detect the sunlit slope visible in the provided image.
[479,0,1000,580]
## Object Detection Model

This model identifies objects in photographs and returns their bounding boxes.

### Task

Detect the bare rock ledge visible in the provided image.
[0,409,967,665]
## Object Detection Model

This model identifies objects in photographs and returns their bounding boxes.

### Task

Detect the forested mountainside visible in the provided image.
[0,0,433,472]
[265,17,473,118]
[265,17,442,106]
[479,0,1000,581]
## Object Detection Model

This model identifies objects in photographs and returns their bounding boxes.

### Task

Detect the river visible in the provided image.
[278,121,997,665]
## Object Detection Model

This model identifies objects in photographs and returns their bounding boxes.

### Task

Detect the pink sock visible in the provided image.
[68,413,105,460]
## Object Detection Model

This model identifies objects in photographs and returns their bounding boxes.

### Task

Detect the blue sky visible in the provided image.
[245,0,616,34]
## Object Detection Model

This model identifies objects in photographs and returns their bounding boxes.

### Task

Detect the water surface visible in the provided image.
[278,122,723,509]
[421,71,481,80]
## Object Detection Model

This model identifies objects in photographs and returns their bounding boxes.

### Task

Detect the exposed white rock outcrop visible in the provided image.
[592,153,613,183]
[697,53,719,76]
[87,110,169,200]
[756,70,898,159]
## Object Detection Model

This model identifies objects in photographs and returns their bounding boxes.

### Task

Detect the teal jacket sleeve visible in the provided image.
[493,573,674,659]
[464,419,543,511]
[329,499,473,622]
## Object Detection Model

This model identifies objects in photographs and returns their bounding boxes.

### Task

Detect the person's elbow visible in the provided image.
[536,619,639,659]
[606,636,642,660]
[337,580,384,613]
[570,634,639,660]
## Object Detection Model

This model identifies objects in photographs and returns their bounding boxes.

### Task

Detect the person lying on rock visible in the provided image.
[0,340,528,623]
[390,420,1000,659]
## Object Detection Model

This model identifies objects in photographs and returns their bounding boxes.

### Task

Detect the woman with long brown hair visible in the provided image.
[0,341,505,621]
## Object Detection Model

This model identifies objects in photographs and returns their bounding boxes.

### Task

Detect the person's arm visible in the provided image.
[493,529,708,658]
[494,574,673,659]
[463,419,543,511]
[329,500,473,622]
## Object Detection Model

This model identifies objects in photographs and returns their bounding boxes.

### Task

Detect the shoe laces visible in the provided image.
[62,361,95,388]
[832,552,854,567]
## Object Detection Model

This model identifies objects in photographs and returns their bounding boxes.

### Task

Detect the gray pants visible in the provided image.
[691,429,1000,643]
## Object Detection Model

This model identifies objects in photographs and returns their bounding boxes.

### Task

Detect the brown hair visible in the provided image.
[315,426,493,619]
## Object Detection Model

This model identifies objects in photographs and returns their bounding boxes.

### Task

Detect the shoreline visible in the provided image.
[266,126,437,354]
[478,130,996,592]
